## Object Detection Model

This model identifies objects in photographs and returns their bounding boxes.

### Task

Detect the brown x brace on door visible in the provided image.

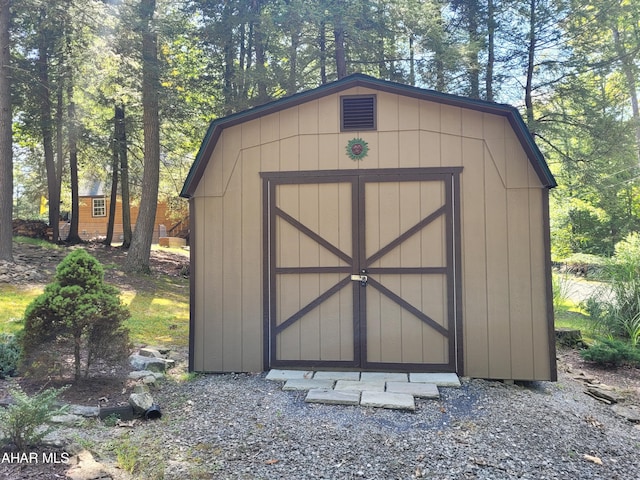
[261,168,463,373]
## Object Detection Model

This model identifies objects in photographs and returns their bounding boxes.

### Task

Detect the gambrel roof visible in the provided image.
[181,74,556,198]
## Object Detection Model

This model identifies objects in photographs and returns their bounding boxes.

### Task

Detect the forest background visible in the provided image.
[0,0,639,270]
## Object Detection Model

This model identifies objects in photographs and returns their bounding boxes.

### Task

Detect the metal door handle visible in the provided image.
[350,274,368,286]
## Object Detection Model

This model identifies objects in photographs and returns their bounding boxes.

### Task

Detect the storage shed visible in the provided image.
[180,74,558,381]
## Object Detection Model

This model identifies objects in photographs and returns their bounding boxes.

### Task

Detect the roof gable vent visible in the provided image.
[341,95,376,131]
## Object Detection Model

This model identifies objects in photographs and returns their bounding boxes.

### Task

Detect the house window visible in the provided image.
[341,95,377,131]
[92,198,106,217]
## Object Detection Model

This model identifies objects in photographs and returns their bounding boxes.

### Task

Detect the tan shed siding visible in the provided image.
[192,197,205,370]
[191,88,553,378]
[203,197,224,371]
[460,138,489,378]
[507,188,535,379]
[456,109,551,380]
[529,186,552,379]
[484,157,512,379]
[241,147,264,370]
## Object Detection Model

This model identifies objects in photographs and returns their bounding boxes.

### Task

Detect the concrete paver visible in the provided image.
[334,380,385,392]
[386,381,439,398]
[313,371,361,381]
[265,369,314,381]
[360,372,408,382]
[305,389,361,406]
[282,379,335,391]
[360,391,415,411]
[409,372,461,387]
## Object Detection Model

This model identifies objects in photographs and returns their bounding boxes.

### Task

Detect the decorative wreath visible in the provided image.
[346,138,369,161]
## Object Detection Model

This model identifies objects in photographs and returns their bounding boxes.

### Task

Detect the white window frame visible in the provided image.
[92,198,106,217]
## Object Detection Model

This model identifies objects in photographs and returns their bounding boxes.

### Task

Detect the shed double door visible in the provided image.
[263,169,462,372]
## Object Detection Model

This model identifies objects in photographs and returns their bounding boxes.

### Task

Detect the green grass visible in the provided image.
[14,235,61,249]
[554,300,596,342]
[0,285,42,335]
[0,274,189,348]
[121,276,189,346]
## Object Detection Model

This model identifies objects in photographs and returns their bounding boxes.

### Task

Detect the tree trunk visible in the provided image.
[74,333,82,382]
[525,0,536,134]
[486,0,495,102]
[252,0,268,103]
[66,99,82,244]
[222,1,235,115]
[319,21,327,84]
[38,12,60,243]
[104,108,119,246]
[116,105,132,248]
[0,0,11,262]
[467,8,480,99]
[409,35,415,86]
[125,0,160,273]
[612,26,640,164]
[334,25,347,79]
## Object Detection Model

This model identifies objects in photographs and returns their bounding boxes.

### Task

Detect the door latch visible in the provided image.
[350,270,368,287]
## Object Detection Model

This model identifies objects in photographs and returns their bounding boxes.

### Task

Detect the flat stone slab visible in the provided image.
[282,379,335,391]
[265,369,314,381]
[360,391,415,411]
[334,380,385,392]
[386,381,439,399]
[361,372,408,382]
[313,371,361,381]
[410,373,461,387]
[305,389,361,406]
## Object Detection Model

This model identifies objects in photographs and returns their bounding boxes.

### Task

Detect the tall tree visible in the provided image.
[37,6,62,242]
[0,0,12,262]
[125,0,160,272]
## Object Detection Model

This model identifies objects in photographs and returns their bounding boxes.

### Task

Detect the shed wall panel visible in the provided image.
[529,187,552,379]
[222,162,244,370]
[484,154,512,379]
[460,138,489,377]
[241,148,263,370]
[202,197,224,371]
[507,188,534,380]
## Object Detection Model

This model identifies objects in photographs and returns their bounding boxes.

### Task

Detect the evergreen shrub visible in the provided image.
[21,249,131,381]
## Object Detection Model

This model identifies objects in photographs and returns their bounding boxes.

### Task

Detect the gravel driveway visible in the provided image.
[94,366,640,480]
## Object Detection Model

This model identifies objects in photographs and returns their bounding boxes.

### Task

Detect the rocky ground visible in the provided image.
[0,347,638,480]
[1,241,640,479]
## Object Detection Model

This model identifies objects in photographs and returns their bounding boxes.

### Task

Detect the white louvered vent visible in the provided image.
[341,95,376,131]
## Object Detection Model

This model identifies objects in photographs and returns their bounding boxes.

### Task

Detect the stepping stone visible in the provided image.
[334,380,385,392]
[410,372,461,387]
[360,391,415,411]
[386,381,439,399]
[282,379,335,391]
[305,389,361,406]
[313,371,361,381]
[360,372,408,382]
[266,369,314,381]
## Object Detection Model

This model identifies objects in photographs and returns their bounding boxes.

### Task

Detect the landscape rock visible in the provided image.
[129,392,154,415]
[68,405,100,418]
[50,414,84,426]
[65,449,112,480]
[611,404,640,423]
[139,347,163,358]
[129,354,174,372]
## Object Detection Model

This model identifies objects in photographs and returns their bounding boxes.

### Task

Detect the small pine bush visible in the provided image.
[22,249,131,381]
[0,383,68,451]
[0,333,20,379]
[580,338,640,367]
